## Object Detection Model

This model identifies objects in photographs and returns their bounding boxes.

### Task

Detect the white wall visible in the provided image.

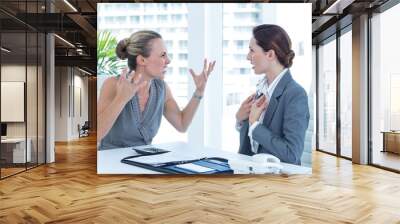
[1,65,33,137]
[73,73,89,137]
[55,67,68,141]
[55,67,89,141]
[1,64,46,163]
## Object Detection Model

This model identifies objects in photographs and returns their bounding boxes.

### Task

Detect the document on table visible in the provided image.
[175,163,215,173]
[126,151,206,164]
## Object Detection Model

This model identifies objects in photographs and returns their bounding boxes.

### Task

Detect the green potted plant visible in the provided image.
[97,31,124,76]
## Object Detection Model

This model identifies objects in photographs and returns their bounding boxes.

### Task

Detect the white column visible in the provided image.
[46,32,55,163]
[352,14,369,164]
[204,3,223,149]
[187,4,205,147]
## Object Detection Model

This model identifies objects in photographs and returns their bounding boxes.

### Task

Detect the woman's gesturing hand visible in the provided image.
[189,59,216,94]
[116,68,147,103]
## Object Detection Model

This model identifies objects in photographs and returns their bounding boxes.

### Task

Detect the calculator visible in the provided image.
[132,147,169,155]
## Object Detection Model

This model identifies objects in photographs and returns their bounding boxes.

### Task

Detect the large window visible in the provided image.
[315,23,353,160]
[340,29,352,158]
[222,3,260,152]
[371,3,400,171]
[317,37,337,155]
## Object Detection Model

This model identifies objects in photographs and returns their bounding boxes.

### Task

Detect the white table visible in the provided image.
[1,138,31,163]
[98,142,311,175]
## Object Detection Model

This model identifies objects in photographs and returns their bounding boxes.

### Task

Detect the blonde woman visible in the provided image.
[98,30,215,150]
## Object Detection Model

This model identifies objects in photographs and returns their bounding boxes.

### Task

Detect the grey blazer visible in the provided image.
[239,70,310,165]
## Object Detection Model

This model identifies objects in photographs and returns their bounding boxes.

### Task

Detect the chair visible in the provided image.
[78,121,90,138]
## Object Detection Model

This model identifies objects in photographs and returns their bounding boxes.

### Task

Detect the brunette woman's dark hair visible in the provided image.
[252,24,295,68]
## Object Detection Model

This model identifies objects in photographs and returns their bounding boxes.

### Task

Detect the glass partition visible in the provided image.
[1,31,28,178]
[27,31,38,169]
[0,0,46,179]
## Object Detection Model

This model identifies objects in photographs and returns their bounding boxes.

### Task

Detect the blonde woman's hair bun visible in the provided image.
[116,38,129,60]
[116,30,162,70]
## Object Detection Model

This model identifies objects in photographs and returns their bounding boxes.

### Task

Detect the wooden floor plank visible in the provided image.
[1,134,400,223]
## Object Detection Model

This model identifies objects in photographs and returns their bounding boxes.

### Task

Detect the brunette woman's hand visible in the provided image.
[249,95,269,125]
[236,93,255,122]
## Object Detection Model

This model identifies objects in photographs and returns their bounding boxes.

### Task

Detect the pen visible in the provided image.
[254,92,264,100]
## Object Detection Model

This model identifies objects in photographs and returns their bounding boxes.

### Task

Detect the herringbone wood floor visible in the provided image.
[1,135,400,223]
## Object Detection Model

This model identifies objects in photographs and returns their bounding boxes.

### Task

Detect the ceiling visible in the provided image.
[0,0,394,74]
[0,0,97,74]
[309,0,390,44]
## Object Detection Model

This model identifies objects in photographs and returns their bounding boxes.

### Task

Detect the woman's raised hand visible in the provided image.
[116,68,147,103]
[189,59,216,94]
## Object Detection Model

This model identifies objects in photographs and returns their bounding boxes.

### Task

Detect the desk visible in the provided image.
[98,142,311,175]
[1,138,31,163]
[381,131,400,154]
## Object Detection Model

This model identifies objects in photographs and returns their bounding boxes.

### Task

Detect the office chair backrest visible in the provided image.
[82,121,90,129]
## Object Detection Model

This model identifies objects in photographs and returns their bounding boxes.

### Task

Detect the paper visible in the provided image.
[175,163,214,173]
[127,151,206,164]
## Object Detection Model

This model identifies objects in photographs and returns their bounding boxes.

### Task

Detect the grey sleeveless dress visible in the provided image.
[99,79,166,150]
